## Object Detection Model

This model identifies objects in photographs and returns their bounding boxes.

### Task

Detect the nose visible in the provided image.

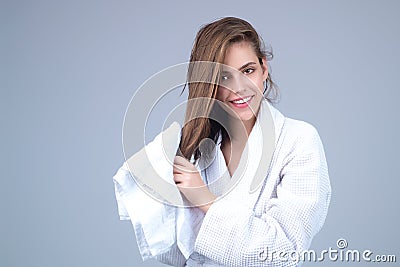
[229,74,250,96]
[229,79,240,94]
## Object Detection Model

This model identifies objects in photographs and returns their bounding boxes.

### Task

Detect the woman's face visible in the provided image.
[216,41,268,122]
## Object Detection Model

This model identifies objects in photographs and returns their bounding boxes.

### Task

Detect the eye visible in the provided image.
[243,68,255,75]
[220,74,230,82]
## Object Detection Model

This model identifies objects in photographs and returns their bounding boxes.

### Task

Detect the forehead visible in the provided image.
[223,41,258,69]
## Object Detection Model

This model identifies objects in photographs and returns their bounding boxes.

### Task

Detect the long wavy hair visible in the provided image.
[178,17,278,161]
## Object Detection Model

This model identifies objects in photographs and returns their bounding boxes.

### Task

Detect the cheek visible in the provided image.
[216,87,230,101]
[251,74,265,93]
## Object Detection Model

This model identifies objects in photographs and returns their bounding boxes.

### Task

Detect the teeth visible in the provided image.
[232,96,251,104]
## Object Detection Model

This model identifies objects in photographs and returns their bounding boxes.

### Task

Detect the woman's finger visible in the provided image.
[174,156,196,172]
[173,155,188,166]
[173,173,183,184]
[173,164,182,174]
[173,164,191,175]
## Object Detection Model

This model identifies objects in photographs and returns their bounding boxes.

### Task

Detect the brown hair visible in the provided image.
[178,17,278,161]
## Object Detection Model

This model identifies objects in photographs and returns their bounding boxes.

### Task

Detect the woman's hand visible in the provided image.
[173,156,216,213]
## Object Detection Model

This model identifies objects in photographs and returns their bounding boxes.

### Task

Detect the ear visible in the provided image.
[260,57,269,81]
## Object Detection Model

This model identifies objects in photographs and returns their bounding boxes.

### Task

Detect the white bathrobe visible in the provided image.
[113,100,331,267]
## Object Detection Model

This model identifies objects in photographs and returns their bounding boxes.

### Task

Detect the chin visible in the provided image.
[234,109,256,122]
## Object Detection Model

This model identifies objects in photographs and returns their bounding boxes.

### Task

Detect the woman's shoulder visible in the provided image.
[266,103,323,152]
[280,116,324,152]
[284,117,319,136]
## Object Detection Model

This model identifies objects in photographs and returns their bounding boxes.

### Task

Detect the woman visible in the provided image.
[114,17,331,267]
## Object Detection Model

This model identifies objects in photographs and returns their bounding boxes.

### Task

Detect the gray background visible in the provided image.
[1,0,399,266]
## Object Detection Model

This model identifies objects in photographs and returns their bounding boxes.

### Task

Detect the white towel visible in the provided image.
[113,121,203,260]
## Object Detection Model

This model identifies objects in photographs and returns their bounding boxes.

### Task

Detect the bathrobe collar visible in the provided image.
[199,99,286,194]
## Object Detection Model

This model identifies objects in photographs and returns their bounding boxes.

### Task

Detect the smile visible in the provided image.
[228,96,253,108]
[230,96,252,104]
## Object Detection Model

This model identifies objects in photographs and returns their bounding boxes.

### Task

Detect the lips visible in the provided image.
[229,95,253,108]
[230,96,252,104]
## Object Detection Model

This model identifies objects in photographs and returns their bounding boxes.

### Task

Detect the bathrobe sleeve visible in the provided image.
[194,121,332,267]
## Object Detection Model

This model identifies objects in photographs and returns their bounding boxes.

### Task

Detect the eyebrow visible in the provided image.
[221,62,258,74]
[238,62,257,71]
